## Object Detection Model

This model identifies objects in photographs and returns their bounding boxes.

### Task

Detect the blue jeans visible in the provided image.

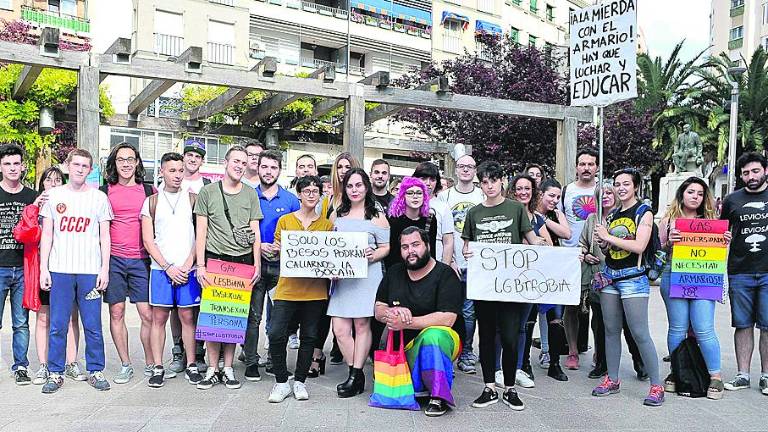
[0,267,29,370]
[660,269,721,374]
[728,273,768,330]
[49,273,105,374]
[602,266,650,298]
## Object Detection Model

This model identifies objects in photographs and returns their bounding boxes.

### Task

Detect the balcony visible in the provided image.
[210,0,236,5]
[300,57,346,71]
[728,37,744,50]
[155,33,185,56]
[350,11,431,38]
[208,42,235,65]
[443,34,460,53]
[730,5,744,17]
[20,5,90,34]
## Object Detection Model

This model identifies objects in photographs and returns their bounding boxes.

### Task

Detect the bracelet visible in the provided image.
[163,263,173,271]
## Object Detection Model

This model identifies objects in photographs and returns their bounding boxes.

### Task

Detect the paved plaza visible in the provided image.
[0,291,765,432]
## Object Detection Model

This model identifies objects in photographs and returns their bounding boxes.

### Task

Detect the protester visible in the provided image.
[0,144,37,385]
[593,168,663,406]
[40,149,112,393]
[321,175,332,197]
[524,164,545,187]
[267,175,332,403]
[101,143,156,384]
[328,168,390,398]
[438,155,484,375]
[385,177,437,269]
[719,152,768,396]
[463,161,545,411]
[241,142,264,188]
[142,152,203,388]
[375,226,464,417]
[659,177,725,399]
[389,178,402,196]
[413,162,454,265]
[524,162,550,367]
[370,159,394,213]
[289,154,318,193]
[319,152,360,219]
[194,145,262,390]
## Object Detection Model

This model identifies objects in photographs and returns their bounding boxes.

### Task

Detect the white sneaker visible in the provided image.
[293,381,309,400]
[288,334,300,350]
[495,370,505,389]
[515,369,535,388]
[268,382,293,403]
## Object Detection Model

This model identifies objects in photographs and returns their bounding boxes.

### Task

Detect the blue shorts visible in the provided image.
[728,273,768,330]
[104,256,150,304]
[149,269,202,308]
[601,266,650,299]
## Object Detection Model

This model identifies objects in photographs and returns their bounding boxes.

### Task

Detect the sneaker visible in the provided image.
[329,350,343,365]
[33,364,49,385]
[494,370,505,389]
[258,357,269,367]
[169,346,185,373]
[643,384,665,407]
[457,358,477,374]
[245,364,262,382]
[89,371,111,391]
[515,370,535,389]
[148,367,165,388]
[268,382,293,403]
[288,333,300,349]
[759,376,768,396]
[65,362,87,381]
[14,367,32,386]
[592,376,620,397]
[41,373,63,394]
[144,364,155,377]
[264,360,274,376]
[472,387,499,408]
[222,367,241,389]
[724,375,750,391]
[565,354,580,370]
[467,352,478,366]
[185,365,204,385]
[425,398,448,417]
[294,381,309,400]
[197,369,221,390]
[707,378,725,400]
[502,387,525,411]
[538,352,550,369]
[113,364,134,384]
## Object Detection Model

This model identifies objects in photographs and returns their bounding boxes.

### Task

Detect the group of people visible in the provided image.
[0,140,767,417]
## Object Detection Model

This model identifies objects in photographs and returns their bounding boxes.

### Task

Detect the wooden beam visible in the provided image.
[555,117,578,184]
[127,46,202,116]
[100,37,132,82]
[241,66,329,125]
[77,66,100,158]
[12,65,42,99]
[364,78,438,125]
[343,84,365,162]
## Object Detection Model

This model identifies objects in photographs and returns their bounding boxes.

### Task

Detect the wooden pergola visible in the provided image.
[2,29,592,182]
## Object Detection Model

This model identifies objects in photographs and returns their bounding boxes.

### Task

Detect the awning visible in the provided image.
[475,19,502,36]
[354,0,431,25]
[441,11,470,28]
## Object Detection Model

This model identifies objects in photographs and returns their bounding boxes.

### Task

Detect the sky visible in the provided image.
[636,0,710,61]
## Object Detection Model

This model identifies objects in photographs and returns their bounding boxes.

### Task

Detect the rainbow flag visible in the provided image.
[405,326,461,406]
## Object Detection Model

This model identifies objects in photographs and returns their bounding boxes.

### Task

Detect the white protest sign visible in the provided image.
[466,242,581,304]
[279,231,369,279]
[569,0,637,106]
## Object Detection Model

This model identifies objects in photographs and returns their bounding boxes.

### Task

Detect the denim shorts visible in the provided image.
[104,256,150,304]
[728,273,768,330]
[601,266,650,299]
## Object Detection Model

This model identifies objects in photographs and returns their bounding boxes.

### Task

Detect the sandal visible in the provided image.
[663,373,676,393]
[707,378,724,400]
[307,356,326,379]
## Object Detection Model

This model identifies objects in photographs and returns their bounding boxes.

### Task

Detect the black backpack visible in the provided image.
[607,203,666,281]
[670,337,710,398]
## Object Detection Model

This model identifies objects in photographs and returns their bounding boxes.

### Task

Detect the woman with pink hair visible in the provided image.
[384,177,438,269]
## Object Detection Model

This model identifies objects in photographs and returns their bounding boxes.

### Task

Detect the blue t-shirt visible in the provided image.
[256,185,300,244]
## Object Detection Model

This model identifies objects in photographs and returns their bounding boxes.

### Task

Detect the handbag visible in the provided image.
[591,271,612,292]
[218,182,255,248]
[368,330,420,411]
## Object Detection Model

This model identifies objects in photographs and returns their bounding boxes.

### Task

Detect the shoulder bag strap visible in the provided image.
[218,181,235,230]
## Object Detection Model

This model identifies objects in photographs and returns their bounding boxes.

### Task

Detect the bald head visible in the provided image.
[455,154,477,185]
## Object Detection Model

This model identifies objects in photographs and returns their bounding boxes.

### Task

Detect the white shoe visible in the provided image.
[515,370,535,388]
[293,381,309,400]
[495,370,505,389]
[268,382,293,403]
[288,334,300,349]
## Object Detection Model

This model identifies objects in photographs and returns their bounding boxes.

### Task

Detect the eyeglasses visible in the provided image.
[116,157,137,164]
[457,164,476,170]
[301,189,321,196]
[246,153,260,159]
[405,190,424,197]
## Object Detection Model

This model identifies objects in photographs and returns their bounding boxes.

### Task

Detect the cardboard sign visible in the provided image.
[279,230,369,279]
[670,218,729,301]
[569,0,638,106]
[195,259,254,344]
[466,242,581,305]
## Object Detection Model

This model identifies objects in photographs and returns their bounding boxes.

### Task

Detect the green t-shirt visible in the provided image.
[194,181,263,256]
[462,198,533,244]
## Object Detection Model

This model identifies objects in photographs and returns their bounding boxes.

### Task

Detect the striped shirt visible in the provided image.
[42,185,114,275]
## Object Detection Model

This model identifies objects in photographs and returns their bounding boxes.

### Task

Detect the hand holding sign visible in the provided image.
[279,231,369,279]
[670,218,729,301]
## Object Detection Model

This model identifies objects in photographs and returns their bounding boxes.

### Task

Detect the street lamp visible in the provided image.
[725,65,746,193]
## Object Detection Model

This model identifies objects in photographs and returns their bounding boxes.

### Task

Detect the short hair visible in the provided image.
[319,175,331,183]
[0,144,23,163]
[736,151,767,172]
[295,175,322,194]
[477,161,504,182]
[296,154,316,165]
[412,162,443,193]
[245,142,264,152]
[371,159,389,169]
[612,168,642,188]
[524,163,543,175]
[65,148,93,166]
[258,149,283,169]
[160,152,184,166]
[225,145,247,161]
[399,225,430,246]
[539,178,563,194]
[576,148,599,165]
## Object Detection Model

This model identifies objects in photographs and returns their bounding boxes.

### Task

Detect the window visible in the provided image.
[443,20,462,53]
[730,26,743,40]
[61,0,76,15]
[529,34,537,47]
[546,4,554,21]
[110,128,141,150]
[764,3,768,24]
[155,10,184,56]
[477,0,494,13]
[763,36,768,51]
[476,39,491,61]
[529,0,537,13]
[0,0,12,11]
[731,0,744,7]
[510,26,519,44]
[191,136,227,164]
[208,20,235,64]
[48,0,59,13]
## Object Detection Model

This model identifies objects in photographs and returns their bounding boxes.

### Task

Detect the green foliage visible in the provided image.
[0,99,55,182]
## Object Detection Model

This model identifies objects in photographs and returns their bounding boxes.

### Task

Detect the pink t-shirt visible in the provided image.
[107,183,154,259]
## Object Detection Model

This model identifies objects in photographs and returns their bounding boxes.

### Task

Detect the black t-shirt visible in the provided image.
[376,261,464,346]
[374,192,394,214]
[385,214,438,269]
[605,201,649,270]
[0,186,37,267]
[721,187,768,274]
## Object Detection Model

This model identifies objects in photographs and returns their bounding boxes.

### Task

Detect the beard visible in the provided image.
[746,174,768,191]
[404,251,431,270]
[260,176,277,187]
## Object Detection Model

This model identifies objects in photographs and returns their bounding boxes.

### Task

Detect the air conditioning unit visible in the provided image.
[249,41,262,50]
[249,41,264,59]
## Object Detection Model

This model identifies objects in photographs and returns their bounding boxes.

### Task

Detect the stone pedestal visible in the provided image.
[656,171,703,218]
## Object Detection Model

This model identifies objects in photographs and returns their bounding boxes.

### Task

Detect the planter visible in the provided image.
[379,22,391,29]
[334,11,348,18]
[420,31,430,38]
[394,25,405,32]
[365,17,378,26]
[268,0,282,5]
[406,28,417,35]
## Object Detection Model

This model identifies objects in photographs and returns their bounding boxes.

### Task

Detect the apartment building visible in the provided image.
[0,0,90,47]
[710,0,768,65]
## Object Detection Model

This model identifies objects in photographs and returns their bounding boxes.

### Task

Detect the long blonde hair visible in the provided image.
[329,152,361,209]
[662,176,716,221]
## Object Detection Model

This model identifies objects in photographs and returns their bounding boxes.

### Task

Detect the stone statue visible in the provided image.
[672,124,703,174]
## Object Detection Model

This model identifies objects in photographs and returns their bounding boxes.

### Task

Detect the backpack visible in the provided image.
[147,192,198,231]
[607,203,666,281]
[670,337,710,398]
[203,177,211,185]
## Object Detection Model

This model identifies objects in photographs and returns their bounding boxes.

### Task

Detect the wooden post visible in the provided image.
[77,65,100,158]
[555,116,578,184]
[343,84,365,163]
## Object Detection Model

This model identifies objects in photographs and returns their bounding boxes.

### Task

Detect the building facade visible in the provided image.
[710,0,768,65]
